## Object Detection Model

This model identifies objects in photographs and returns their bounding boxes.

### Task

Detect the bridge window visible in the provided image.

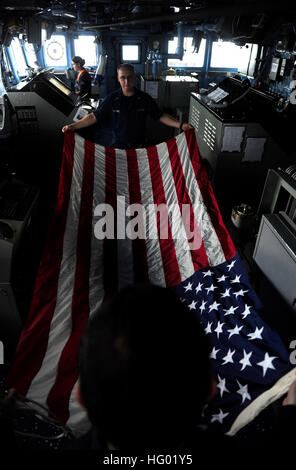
[74,35,98,66]
[210,41,258,73]
[168,37,206,67]
[10,37,28,77]
[23,41,37,68]
[121,44,140,62]
[44,34,67,67]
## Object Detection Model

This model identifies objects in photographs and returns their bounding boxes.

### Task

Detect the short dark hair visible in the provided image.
[79,283,212,450]
[72,56,85,67]
[117,63,135,74]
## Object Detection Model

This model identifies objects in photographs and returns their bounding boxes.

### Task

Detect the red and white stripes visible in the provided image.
[8,129,236,434]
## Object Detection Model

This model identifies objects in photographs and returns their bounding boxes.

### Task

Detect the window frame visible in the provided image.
[167,35,207,69]
[22,40,38,69]
[42,33,69,70]
[209,40,258,75]
[73,34,98,67]
[120,43,142,64]
[7,37,28,79]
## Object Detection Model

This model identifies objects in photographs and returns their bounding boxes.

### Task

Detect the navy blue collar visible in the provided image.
[117,87,139,99]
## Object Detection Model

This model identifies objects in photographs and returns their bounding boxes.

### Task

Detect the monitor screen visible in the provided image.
[48,77,71,96]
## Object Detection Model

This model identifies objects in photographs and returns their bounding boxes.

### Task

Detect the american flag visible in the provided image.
[172,254,294,434]
[8,129,295,437]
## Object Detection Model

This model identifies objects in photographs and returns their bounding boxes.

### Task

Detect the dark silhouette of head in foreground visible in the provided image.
[78,283,215,451]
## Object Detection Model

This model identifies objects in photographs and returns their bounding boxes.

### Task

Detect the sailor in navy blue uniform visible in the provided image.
[92,86,163,149]
[62,63,193,147]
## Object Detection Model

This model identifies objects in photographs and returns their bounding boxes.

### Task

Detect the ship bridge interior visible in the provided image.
[0,0,296,456]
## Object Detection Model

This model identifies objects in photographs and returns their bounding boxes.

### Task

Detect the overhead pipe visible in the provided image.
[82,3,293,30]
[162,22,184,60]
[175,21,184,60]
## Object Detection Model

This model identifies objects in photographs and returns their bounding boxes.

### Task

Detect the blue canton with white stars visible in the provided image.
[172,253,292,432]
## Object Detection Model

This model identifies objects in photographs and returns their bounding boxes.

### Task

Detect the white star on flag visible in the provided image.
[205,284,217,295]
[236,381,251,403]
[195,282,203,293]
[216,375,230,397]
[188,300,197,310]
[239,350,253,371]
[227,260,236,271]
[210,347,220,359]
[211,409,229,424]
[208,301,221,312]
[224,305,239,316]
[214,321,224,339]
[205,322,212,335]
[230,275,241,284]
[233,289,248,299]
[203,270,212,277]
[184,282,193,292]
[221,288,231,298]
[217,275,227,282]
[241,304,252,319]
[248,326,264,341]
[228,325,243,338]
[200,300,207,314]
[257,352,277,376]
[222,349,236,365]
